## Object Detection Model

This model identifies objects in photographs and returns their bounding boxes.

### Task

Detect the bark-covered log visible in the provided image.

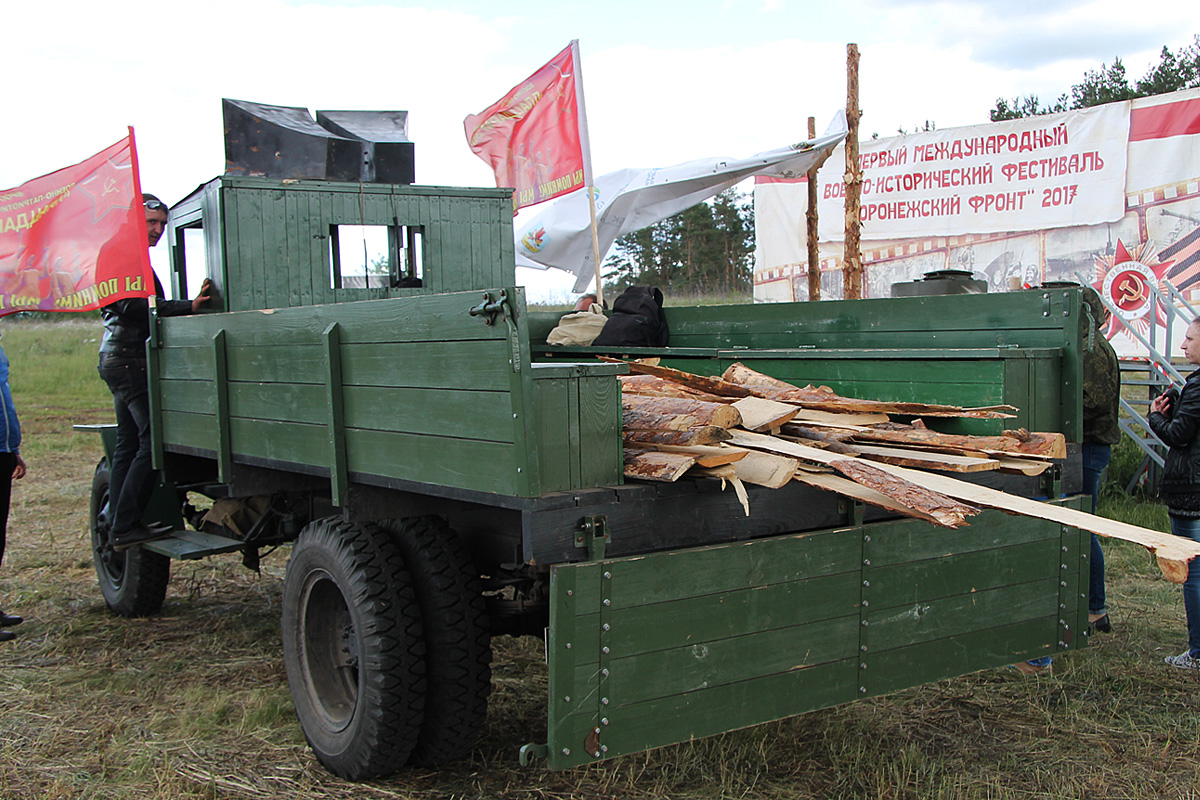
[721,362,1017,418]
[622,394,742,431]
[623,427,732,446]
[619,375,732,403]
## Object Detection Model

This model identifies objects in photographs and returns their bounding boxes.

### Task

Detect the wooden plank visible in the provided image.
[793,471,955,528]
[865,539,1059,608]
[850,443,1000,472]
[865,580,1059,651]
[624,447,695,482]
[865,617,1058,697]
[597,616,858,705]
[724,449,796,488]
[729,430,979,528]
[604,572,860,653]
[732,396,799,431]
[651,444,747,467]
[788,409,886,426]
[868,460,1200,583]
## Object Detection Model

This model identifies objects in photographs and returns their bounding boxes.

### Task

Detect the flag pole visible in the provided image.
[571,40,604,307]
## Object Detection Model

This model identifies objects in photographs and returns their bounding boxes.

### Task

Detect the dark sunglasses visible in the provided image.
[144,199,168,212]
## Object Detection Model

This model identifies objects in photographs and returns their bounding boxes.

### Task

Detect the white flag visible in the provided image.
[515,112,848,292]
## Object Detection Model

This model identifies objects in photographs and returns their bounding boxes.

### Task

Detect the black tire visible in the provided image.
[281,517,426,780]
[376,516,492,766]
[90,458,170,618]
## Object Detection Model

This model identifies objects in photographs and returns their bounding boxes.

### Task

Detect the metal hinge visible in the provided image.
[575,515,610,560]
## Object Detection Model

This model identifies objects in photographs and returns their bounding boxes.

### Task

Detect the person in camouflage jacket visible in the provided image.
[1080,286,1120,634]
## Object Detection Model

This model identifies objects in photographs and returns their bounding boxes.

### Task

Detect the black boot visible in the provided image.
[0,611,23,627]
[0,630,14,642]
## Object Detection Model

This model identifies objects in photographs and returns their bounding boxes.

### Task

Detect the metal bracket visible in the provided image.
[469,289,508,326]
[518,742,548,766]
[575,515,610,561]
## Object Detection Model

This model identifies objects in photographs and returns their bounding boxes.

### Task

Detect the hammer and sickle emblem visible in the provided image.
[102,177,119,196]
[1117,275,1147,304]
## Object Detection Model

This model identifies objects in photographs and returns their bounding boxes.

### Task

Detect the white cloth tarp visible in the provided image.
[515,112,848,292]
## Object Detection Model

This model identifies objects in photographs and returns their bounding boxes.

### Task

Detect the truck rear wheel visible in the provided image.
[282,517,426,780]
[89,459,171,618]
[377,516,492,766]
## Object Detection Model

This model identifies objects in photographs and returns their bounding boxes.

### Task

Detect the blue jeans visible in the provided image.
[1169,515,1200,658]
[1081,443,1111,614]
[97,355,156,534]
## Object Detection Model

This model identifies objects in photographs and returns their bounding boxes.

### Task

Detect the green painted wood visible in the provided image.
[344,427,520,495]
[576,375,622,488]
[159,379,215,415]
[548,660,857,770]
[865,617,1058,696]
[161,410,213,452]
[865,539,1059,608]
[603,532,862,609]
[160,291,513,347]
[864,510,1060,563]
[863,580,1061,651]
[594,615,860,706]
[340,340,515,391]
[324,323,348,506]
[212,330,232,481]
[604,572,861,655]
[532,379,575,491]
[341,386,516,440]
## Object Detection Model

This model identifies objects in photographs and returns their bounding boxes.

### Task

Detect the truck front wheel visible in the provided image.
[89,459,171,617]
[281,517,426,780]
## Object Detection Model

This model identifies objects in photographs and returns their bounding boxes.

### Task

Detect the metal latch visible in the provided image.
[469,289,508,325]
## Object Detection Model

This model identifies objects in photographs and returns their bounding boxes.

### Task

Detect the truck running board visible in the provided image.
[142,530,246,560]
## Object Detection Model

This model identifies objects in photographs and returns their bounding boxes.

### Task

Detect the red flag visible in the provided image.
[464,40,592,211]
[0,130,155,316]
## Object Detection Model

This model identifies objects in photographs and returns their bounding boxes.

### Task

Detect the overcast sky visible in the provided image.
[6,0,1199,299]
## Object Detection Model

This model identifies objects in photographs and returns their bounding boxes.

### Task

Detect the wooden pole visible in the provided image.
[843,43,863,300]
[587,187,605,307]
[806,116,821,302]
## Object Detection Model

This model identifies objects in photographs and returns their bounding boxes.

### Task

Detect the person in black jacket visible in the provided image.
[1148,316,1200,670]
[97,194,210,552]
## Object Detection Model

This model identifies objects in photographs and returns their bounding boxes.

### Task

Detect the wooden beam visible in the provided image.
[624,427,732,446]
[843,43,863,300]
[732,396,799,432]
[866,460,1200,584]
[623,447,696,482]
[806,115,821,302]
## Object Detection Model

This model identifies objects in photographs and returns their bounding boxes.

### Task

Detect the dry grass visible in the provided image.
[1,319,1200,799]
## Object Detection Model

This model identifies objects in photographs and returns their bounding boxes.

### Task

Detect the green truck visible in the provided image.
[83,173,1092,780]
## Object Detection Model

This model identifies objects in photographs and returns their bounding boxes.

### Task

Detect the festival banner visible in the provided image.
[0,130,155,315]
[758,101,1130,246]
[464,40,592,210]
[752,86,1200,364]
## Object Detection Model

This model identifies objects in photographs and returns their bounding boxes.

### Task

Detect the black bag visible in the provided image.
[592,286,669,348]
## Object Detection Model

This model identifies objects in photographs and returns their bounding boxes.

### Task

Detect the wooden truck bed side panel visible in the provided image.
[543,501,1086,769]
[151,289,624,499]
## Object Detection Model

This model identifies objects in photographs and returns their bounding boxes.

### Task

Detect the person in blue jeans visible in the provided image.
[1147,316,1200,671]
[0,338,28,642]
[1079,286,1121,633]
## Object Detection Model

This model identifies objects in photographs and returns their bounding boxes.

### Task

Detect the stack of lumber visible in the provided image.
[616,359,1200,584]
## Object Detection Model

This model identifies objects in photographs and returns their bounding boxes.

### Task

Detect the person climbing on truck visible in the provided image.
[96,193,211,552]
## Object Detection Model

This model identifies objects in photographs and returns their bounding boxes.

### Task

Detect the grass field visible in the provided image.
[1,319,1198,800]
